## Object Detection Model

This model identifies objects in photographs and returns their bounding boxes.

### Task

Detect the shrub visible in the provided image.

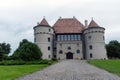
[0,60,25,65]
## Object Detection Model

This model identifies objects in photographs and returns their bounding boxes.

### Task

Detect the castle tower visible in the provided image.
[83,20,108,59]
[33,18,54,59]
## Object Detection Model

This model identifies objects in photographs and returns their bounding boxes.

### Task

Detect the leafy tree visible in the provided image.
[12,39,42,61]
[106,40,120,58]
[0,43,11,54]
[0,43,11,60]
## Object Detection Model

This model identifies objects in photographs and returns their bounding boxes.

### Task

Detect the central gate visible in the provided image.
[66,52,73,59]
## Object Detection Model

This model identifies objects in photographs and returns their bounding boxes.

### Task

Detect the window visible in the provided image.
[48,37,50,42]
[34,38,36,42]
[48,46,50,50]
[76,50,80,54]
[74,35,77,40]
[88,36,92,39]
[90,53,92,58]
[68,35,70,41]
[61,35,64,41]
[77,35,81,40]
[89,45,92,50]
[57,34,81,41]
[49,29,51,32]
[57,35,61,41]
[68,46,71,50]
[64,35,67,41]
[59,50,63,54]
[103,36,104,40]
[48,55,51,58]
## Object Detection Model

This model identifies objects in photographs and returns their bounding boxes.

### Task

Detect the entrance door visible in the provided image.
[66,52,73,59]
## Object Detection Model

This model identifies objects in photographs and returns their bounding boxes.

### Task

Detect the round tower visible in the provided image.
[33,18,54,59]
[83,20,107,59]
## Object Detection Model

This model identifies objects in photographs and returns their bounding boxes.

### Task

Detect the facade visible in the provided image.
[33,17,108,60]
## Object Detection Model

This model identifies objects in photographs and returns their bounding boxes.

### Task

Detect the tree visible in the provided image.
[0,43,11,60]
[106,40,120,58]
[12,39,42,61]
[0,43,11,54]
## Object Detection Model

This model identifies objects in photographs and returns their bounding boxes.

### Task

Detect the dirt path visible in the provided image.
[17,60,120,80]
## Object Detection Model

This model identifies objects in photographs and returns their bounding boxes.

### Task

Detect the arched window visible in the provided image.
[89,45,92,50]
[59,50,63,54]
[76,50,80,54]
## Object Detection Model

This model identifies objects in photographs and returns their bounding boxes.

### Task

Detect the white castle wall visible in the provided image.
[34,26,54,59]
[56,41,83,60]
[84,27,108,59]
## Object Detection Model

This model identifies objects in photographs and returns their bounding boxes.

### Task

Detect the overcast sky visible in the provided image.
[0,0,120,55]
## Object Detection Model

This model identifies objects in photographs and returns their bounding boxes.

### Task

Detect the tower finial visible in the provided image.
[59,16,62,19]
[43,16,45,18]
[91,17,93,20]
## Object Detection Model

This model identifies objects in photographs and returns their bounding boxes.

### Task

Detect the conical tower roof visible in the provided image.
[88,20,99,28]
[39,18,50,26]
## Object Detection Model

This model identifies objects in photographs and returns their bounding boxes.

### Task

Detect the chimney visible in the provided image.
[85,20,88,28]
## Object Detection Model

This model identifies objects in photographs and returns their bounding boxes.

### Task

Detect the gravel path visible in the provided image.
[17,60,120,80]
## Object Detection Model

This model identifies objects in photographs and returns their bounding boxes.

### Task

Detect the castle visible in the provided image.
[33,17,108,60]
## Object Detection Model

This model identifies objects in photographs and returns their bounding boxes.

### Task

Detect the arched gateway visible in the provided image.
[66,52,73,59]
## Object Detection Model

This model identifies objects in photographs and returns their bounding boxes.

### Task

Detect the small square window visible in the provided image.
[48,46,50,50]
[76,50,80,54]
[89,45,92,50]
[88,36,92,39]
[48,37,50,42]
[49,29,51,32]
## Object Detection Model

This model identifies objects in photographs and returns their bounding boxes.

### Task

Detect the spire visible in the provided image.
[88,19,99,28]
[39,18,50,26]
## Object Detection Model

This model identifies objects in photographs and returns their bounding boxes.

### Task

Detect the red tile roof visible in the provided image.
[53,18,85,33]
[39,18,50,26]
[88,20,99,28]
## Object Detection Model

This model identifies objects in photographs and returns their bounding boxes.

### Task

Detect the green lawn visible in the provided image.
[89,60,120,76]
[0,64,48,80]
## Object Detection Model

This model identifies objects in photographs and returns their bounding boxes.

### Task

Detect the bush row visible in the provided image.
[0,59,55,65]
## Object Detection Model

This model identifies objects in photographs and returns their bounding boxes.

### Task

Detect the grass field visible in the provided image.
[0,64,48,80]
[89,60,120,76]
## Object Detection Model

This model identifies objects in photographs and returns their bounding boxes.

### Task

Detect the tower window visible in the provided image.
[88,36,92,39]
[48,46,50,50]
[90,53,92,58]
[89,45,92,50]
[76,50,80,54]
[103,36,104,40]
[48,55,51,58]
[49,29,51,32]
[48,37,50,42]
[34,38,36,42]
